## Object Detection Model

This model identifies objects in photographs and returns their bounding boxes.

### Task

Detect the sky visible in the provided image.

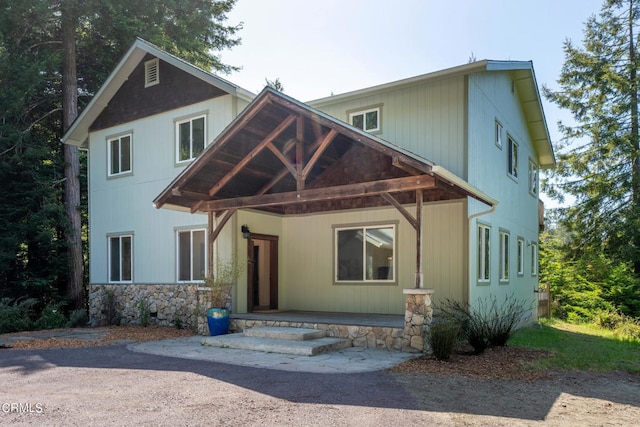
[220,0,606,206]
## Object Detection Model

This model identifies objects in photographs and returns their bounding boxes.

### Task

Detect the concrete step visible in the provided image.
[201,333,352,356]
[243,326,326,341]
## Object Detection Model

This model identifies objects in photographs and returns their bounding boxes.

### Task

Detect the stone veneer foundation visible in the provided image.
[89,284,433,352]
[89,284,212,334]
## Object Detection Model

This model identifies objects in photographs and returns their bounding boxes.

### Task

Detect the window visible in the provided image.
[517,238,525,276]
[531,242,538,276]
[477,224,490,282]
[349,107,380,132]
[499,230,509,282]
[529,160,538,195]
[109,235,132,283]
[495,121,503,148]
[507,136,518,179]
[177,229,206,282]
[335,224,395,282]
[176,115,206,163]
[145,58,159,87]
[108,134,132,177]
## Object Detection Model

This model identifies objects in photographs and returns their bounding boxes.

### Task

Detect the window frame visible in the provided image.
[175,114,207,164]
[477,223,491,283]
[531,242,538,276]
[507,135,519,180]
[108,234,133,283]
[176,228,207,283]
[348,106,381,133]
[499,230,510,283]
[495,120,503,149]
[107,133,133,177]
[517,237,525,276]
[334,223,396,284]
[528,159,538,196]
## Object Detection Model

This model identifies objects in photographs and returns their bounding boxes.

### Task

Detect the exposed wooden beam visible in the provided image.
[296,116,305,191]
[207,114,296,197]
[392,155,433,175]
[380,193,418,230]
[302,129,338,181]
[267,142,297,177]
[207,209,236,276]
[199,174,436,212]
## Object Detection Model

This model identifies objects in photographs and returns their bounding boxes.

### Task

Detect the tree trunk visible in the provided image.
[62,1,84,309]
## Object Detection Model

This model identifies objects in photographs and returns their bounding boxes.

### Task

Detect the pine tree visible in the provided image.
[544,0,640,273]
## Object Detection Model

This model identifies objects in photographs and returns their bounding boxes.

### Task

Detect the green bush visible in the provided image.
[35,303,67,330]
[67,309,88,328]
[427,320,460,360]
[436,295,531,354]
[134,299,150,327]
[0,298,36,333]
[613,321,640,341]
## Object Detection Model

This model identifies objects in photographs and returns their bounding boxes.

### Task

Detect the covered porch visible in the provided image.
[154,87,496,351]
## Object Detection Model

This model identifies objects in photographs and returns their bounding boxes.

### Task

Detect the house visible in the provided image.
[62,39,553,351]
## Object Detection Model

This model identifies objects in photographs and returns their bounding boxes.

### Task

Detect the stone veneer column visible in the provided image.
[402,288,434,352]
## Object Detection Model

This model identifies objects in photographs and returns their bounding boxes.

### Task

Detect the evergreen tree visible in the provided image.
[0,1,241,312]
[544,0,640,274]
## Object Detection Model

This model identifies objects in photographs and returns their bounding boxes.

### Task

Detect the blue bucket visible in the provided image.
[206,308,229,336]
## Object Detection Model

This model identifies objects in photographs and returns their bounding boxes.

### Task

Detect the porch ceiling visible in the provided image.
[153,87,494,215]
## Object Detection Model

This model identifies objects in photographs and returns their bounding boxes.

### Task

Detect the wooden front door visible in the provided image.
[246,233,278,312]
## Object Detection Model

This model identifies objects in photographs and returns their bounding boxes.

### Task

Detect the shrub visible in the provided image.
[0,298,36,333]
[35,303,67,330]
[427,320,460,360]
[436,295,531,353]
[594,310,626,330]
[134,299,150,327]
[67,309,88,328]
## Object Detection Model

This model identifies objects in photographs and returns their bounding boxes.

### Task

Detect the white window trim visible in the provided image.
[531,242,538,276]
[495,120,503,149]
[334,223,396,283]
[477,223,491,283]
[499,230,510,283]
[145,58,159,88]
[517,237,525,276]
[108,234,133,283]
[507,135,518,180]
[107,133,133,177]
[529,159,538,196]
[348,107,381,133]
[176,228,208,283]
[175,114,207,164]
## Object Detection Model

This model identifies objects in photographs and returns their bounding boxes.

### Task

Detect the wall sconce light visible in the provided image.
[241,224,251,239]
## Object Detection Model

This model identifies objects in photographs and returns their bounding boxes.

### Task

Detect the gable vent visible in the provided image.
[145,58,159,87]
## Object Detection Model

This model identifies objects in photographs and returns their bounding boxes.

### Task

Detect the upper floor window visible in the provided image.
[477,223,490,283]
[145,58,159,87]
[108,134,132,177]
[529,160,538,195]
[335,224,395,282]
[177,229,206,282]
[507,135,518,179]
[495,121,503,149]
[349,107,380,133]
[176,115,206,163]
[499,230,510,282]
[109,234,132,283]
[531,242,538,276]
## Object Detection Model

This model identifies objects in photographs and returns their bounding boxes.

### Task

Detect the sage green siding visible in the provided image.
[312,76,467,177]
[233,201,466,315]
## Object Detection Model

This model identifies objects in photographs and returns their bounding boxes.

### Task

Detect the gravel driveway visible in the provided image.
[1,343,639,426]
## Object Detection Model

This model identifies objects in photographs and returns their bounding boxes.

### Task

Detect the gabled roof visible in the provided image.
[154,87,497,215]
[309,60,555,169]
[62,38,254,148]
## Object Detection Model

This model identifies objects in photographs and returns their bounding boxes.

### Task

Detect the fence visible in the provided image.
[537,284,551,319]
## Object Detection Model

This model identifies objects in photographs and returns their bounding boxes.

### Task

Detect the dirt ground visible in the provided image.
[1,326,639,426]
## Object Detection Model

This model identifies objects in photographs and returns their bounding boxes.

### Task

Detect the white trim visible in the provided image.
[107,133,133,177]
[334,223,396,283]
[175,114,207,164]
[348,107,381,132]
[144,58,159,87]
[176,228,207,282]
[108,234,133,283]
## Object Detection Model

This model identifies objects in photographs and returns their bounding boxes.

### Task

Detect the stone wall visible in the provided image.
[89,283,211,333]
[402,288,434,352]
[230,318,405,350]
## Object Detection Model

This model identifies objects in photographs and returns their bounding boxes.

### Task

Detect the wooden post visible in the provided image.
[415,189,423,288]
[207,211,215,277]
